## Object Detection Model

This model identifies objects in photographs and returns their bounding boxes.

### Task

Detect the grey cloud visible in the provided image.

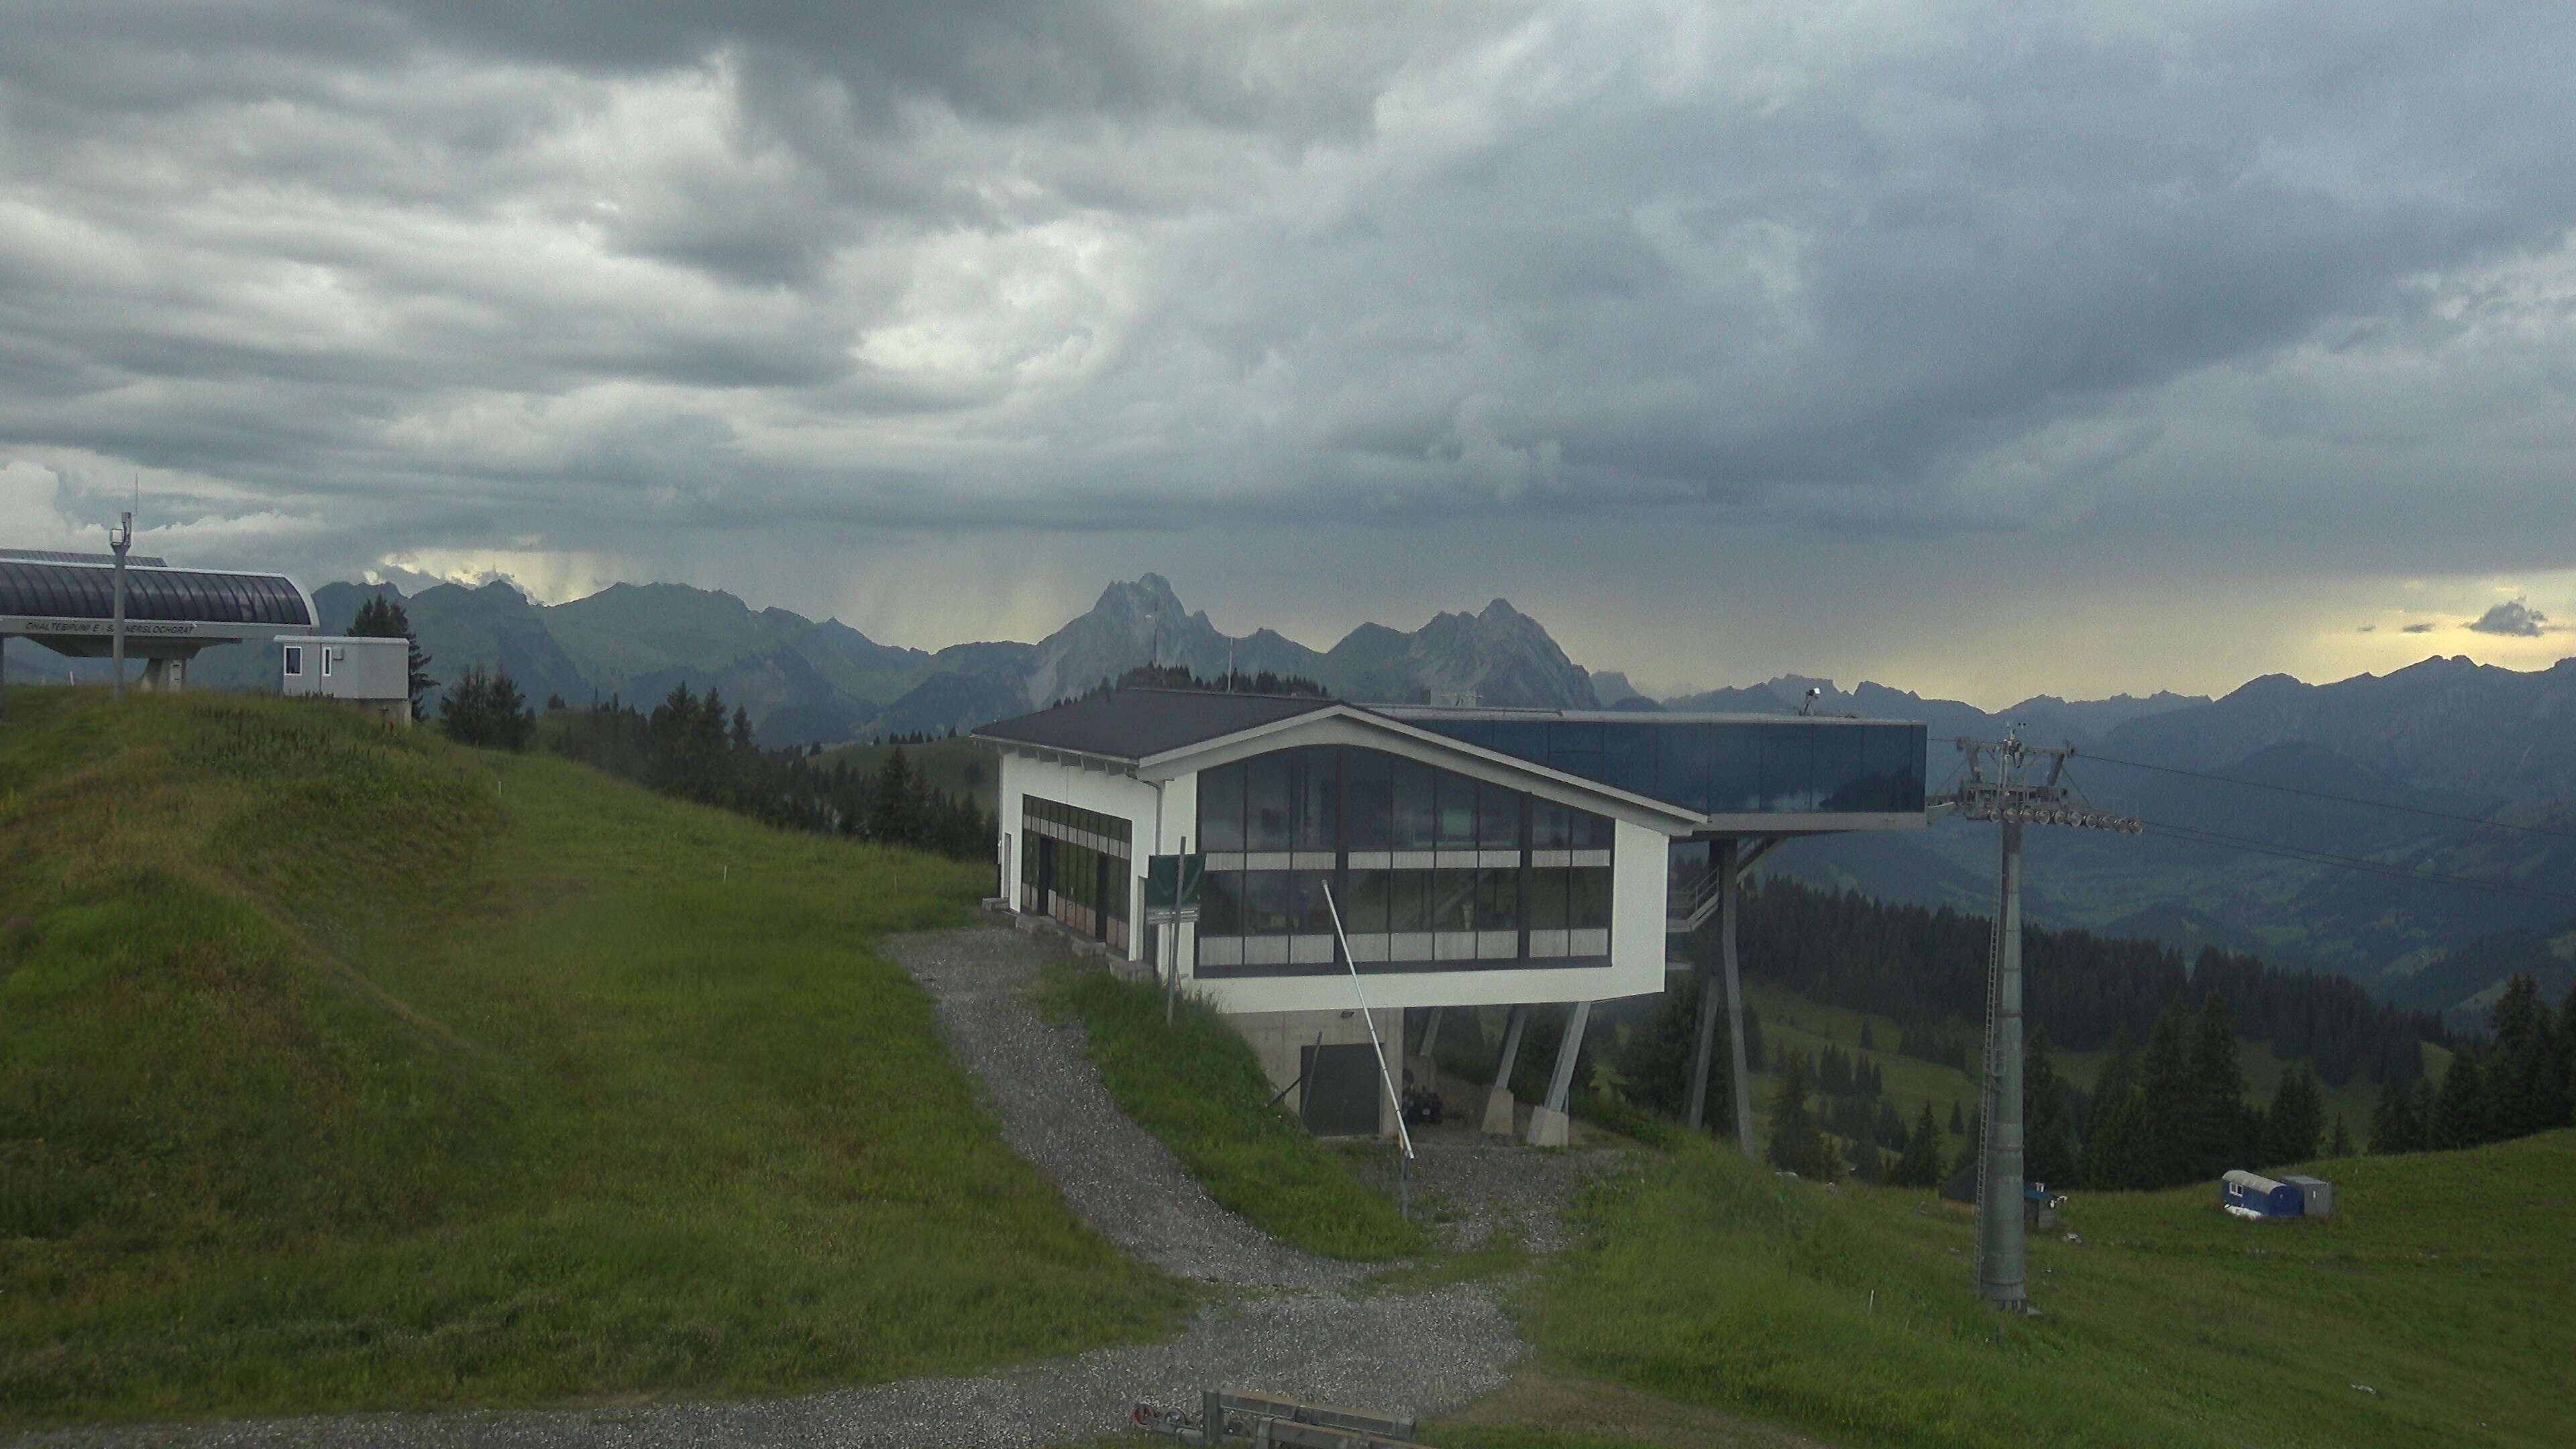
[2467,598,2548,637]
[1,0,2575,587]
[2402,623,2438,634]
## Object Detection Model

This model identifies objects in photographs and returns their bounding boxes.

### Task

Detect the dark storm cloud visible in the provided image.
[1,0,2574,593]
[2468,599,2548,637]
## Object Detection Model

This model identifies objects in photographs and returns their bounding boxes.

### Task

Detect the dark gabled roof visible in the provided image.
[0,559,312,627]
[974,688,1336,761]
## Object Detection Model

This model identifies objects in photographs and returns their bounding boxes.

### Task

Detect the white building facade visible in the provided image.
[978,689,1927,1142]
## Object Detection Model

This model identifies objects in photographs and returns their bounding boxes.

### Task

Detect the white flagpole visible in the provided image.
[1320,882,1414,1175]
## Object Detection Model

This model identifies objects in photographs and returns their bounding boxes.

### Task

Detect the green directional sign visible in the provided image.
[1144,852,1203,916]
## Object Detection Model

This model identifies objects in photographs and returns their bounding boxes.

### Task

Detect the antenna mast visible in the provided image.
[1945,729,2138,1313]
[109,508,133,699]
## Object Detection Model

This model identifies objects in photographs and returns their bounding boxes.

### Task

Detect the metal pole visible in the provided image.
[1319,882,1414,1167]
[1166,834,1185,1024]
[1686,847,1721,1133]
[1977,814,2028,1310]
[1719,839,1756,1157]
[109,511,131,699]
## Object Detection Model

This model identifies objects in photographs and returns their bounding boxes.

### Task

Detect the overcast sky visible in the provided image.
[4,1,2573,705]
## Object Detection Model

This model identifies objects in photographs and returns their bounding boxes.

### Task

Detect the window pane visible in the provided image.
[1346,869,1391,932]
[1708,724,1762,812]
[1199,762,1246,851]
[1293,871,1336,934]
[1293,747,1337,851]
[1527,867,1570,929]
[1478,782,1521,849]
[1815,724,1866,810]
[1603,724,1656,795]
[1761,724,1816,812]
[1346,749,1393,851]
[1475,866,1519,931]
[1570,867,1613,930]
[1573,809,1615,850]
[1435,771,1478,847]
[1246,754,1293,851]
[1533,801,1572,850]
[1388,869,1431,932]
[1201,871,1242,934]
[1243,870,1294,934]
[1431,868,1477,932]
[1393,759,1436,849]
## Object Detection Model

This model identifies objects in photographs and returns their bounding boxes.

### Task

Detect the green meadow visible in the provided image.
[0,690,1184,1428]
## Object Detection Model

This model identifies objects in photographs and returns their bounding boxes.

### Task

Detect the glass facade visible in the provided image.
[1019,796,1133,953]
[1194,746,1616,977]
[1406,716,1927,816]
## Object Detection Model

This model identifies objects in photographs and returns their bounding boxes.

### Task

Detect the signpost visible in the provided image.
[1144,843,1202,1023]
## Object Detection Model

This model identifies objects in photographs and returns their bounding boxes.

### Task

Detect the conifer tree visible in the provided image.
[2024,1026,2077,1189]
[2083,1028,2147,1188]
[1765,1050,1835,1179]
[2187,993,2255,1177]
[2261,1063,2326,1167]
[2328,1114,2353,1158]
[1892,1100,1945,1187]
[1949,1100,1966,1136]
[2431,1051,2494,1150]
[2133,1003,2195,1184]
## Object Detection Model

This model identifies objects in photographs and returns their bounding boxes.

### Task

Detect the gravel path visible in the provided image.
[882,925,1362,1291]
[13,923,1621,1449]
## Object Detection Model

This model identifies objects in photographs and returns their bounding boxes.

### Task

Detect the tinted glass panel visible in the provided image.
[1292,871,1335,934]
[1760,724,1814,812]
[1572,809,1615,850]
[1527,867,1570,929]
[1434,770,1478,847]
[1430,869,1476,932]
[1392,760,1436,849]
[1478,782,1521,849]
[1487,720,1546,765]
[1201,871,1242,934]
[1345,869,1391,932]
[1246,754,1292,851]
[1475,867,1519,931]
[1387,869,1431,932]
[1532,801,1572,850]
[1291,747,1336,851]
[1570,867,1613,930]
[1815,724,1868,810]
[1199,762,1246,851]
[1345,749,1393,851]
[1601,723,1656,796]
[1707,724,1762,812]
[1242,870,1293,934]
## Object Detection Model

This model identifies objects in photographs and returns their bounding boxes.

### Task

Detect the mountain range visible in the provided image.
[14,567,2572,1021]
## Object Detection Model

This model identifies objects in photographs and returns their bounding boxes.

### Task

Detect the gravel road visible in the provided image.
[13,922,1621,1449]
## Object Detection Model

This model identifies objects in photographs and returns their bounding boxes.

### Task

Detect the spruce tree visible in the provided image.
[1949,1100,1966,1136]
[1765,1050,1834,1179]
[2083,1028,2146,1189]
[2186,993,2255,1179]
[2431,1051,2494,1150]
[2261,1063,2325,1167]
[2328,1114,2353,1158]
[2134,1003,2195,1186]
[2024,1026,2077,1189]
[1892,1100,1945,1187]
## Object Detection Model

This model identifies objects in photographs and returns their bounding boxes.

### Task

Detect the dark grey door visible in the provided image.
[1300,1043,1381,1136]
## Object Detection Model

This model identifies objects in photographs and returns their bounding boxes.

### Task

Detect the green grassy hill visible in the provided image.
[0,690,1183,1429]
[1477,1130,2575,1449]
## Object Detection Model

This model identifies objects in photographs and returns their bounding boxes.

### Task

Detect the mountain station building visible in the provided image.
[974,689,1927,1143]
[0,547,317,707]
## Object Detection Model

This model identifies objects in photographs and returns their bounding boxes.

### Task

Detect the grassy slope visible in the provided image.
[814,737,996,812]
[0,690,1183,1428]
[1493,1130,2574,1449]
[1039,961,1426,1261]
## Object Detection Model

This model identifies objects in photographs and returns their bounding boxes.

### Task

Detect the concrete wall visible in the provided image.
[1230,1006,1393,1135]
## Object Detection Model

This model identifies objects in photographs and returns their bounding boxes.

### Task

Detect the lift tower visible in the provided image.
[1947,731,2138,1311]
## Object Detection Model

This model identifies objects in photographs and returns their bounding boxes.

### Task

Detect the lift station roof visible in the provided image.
[0,549,317,659]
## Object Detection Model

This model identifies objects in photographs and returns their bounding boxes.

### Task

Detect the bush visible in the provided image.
[440,664,535,750]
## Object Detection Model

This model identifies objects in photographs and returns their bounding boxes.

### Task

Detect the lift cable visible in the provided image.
[2080,751,2576,843]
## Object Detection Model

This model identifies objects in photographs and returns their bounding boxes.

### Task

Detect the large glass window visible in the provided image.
[1246,754,1293,851]
[1387,869,1432,932]
[1533,801,1572,850]
[1570,867,1613,930]
[1201,871,1241,934]
[1201,762,1246,851]
[1527,868,1570,929]
[1393,760,1436,849]
[1435,769,1479,847]
[1291,871,1336,934]
[1478,782,1521,849]
[1292,747,1337,851]
[1475,867,1519,931]
[1346,751,1393,851]
[1345,869,1391,932]
[1431,868,1477,932]
[1242,870,1294,934]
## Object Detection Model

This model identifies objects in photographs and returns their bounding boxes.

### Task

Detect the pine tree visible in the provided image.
[1891,1100,1945,1187]
[2082,1028,2146,1189]
[2187,993,2255,1179]
[2431,1051,2494,1150]
[1765,1050,1835,1179]
[2134,1003,2196,1186]
[2024,1026,2076,1189]
[348,594,435,720]
[2328,1114,2353,1158]
[1613,976,1733,1132]
[2261,1063,2326,1167]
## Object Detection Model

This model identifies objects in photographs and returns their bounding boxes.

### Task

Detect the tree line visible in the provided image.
[2367,975,2573,1156]
[1695,877,2447,1092]
[546,686,994,860]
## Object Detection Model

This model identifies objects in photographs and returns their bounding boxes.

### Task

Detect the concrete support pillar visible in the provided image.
[1481,1004,1529,1135]
[1526,1000,1593,1148]
[1406,1006,1446,1090]
[1686,841,1729,1134]
[142,657,170,692]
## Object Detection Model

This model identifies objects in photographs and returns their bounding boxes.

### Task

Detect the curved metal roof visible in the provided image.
[0,559,313,628]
